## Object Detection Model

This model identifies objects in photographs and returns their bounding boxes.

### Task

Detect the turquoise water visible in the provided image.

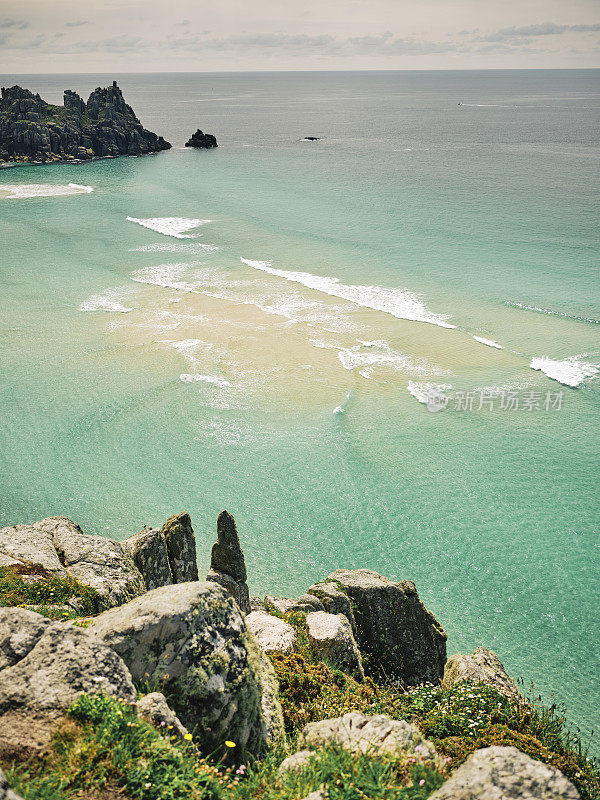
[1,70,599,744]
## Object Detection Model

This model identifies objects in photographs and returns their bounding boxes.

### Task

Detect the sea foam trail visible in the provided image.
[240,258,455,329]
[473,335,503,349]
[126,217,211,238]
[530,356,599,387]
[506,300,600,326]
[0,183,93,199]
[79,290,132,313]
[180,373,232,388]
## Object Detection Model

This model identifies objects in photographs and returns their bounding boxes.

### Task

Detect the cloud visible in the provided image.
[479,21,600,42]
[64,20,89,28]
[166,31,457,57]
[0,18,28,30]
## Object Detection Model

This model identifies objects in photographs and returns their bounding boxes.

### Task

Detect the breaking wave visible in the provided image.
[240,258,455,328]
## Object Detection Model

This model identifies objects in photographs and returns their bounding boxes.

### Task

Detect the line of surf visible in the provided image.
[240,258,455,329]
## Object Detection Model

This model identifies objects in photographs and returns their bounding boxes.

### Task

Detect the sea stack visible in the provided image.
[185,129,218,148]
[206,510,250,612]
[0,82,171,163]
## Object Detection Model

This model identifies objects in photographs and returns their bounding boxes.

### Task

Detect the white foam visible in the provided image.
[180,373,232,387]
[240,258,455,328]
[0,183,93,199]
[130,242,219,253]
[333,390,352,415]
[407,381,453,405]
[473,335,504,350]
[530,356,599,387]
[126,217,211,238]
[129,263,195,291]
[79,288,132,313]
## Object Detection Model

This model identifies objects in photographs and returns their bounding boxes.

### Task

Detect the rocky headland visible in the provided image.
[0,511,596,800]
[0,82,171,164]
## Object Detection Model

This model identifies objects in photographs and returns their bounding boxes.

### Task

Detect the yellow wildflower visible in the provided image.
[225,740,236,748]
[183,733,193,741]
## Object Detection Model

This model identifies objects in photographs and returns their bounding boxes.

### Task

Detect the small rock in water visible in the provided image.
[185,129,218,148]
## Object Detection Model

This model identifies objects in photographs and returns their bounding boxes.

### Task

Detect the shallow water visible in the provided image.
[0,70,599,745]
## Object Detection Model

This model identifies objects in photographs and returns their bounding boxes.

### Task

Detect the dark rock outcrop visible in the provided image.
[122,526,173,590]
[0,82,171,163]
[161,512,199,583]
[206,511,250,612]
[324,569,447,685]
[185,129,218,148]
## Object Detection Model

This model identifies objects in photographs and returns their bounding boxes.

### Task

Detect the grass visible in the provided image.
[5,695,444,800]
[0,564,101,619]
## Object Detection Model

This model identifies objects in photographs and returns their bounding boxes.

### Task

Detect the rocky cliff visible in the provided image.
[0,81,171,164]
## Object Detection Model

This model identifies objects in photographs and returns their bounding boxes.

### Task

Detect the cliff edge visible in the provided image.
[0,81,171,164]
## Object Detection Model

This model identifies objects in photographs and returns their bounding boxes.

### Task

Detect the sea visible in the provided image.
[0,69,598,747]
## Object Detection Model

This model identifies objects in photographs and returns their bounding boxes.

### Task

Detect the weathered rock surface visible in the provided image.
[87,581,284,754]
[207,568,250,613]
[297,712,442,768]
[246,610,297,654]
[326,569,447,684]
[0,607,136,759]
[161,512,199,583]
[207,511,249,612]
[278,750,317,776]
[306,611,364,681]
[0,83,171,163]
[306,580,358,637]
[265,595,325,614]
[185,129,218,148]
[428,745,580,799]
[0,517,145,610]
[249,596,266,612]
[137,692,189,740]
[0,768,23,800]
[123,527,173,590]
[443,647,522,702]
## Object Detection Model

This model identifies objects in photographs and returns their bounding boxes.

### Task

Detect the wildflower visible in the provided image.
[236,765,246,775]
[419,779,425,786]
[183,733,193,741]
[225,740,236,748]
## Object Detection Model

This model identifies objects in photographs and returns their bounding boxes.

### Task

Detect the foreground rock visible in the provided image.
[185,129,218,148]
[0,517,145,610]
[0,83,171,163]
[0,769,23,800]
[296,712,442,768]
[0,607,136,759]
[246,610,297,654]
[206,511,250,612]
[306,611,364,681]
[428,745,580,799]
[87,581,284,755]
[325,569,447,684]
[443,647,522,702]
[137,692,189,740]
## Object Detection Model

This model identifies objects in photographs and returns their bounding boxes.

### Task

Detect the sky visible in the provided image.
[0,0,599,72]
